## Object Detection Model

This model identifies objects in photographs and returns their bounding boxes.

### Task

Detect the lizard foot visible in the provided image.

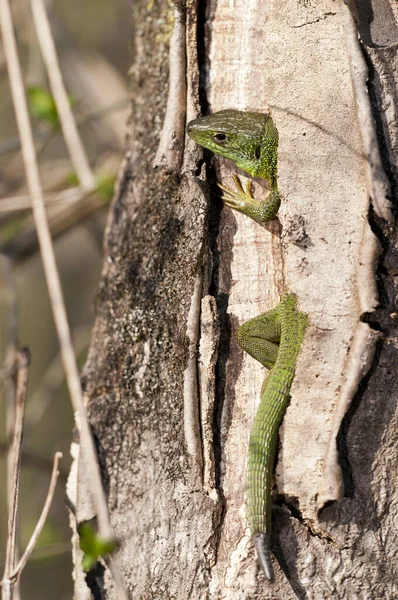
[218,174,280,225]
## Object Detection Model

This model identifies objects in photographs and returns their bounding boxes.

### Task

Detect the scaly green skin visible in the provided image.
[236,293,307,581]
[187,109,280,225]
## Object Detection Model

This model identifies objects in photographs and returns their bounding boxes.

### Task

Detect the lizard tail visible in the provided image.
[254,533,274,581]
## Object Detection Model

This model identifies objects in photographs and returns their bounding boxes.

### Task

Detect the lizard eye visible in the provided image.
[214,133,227,143]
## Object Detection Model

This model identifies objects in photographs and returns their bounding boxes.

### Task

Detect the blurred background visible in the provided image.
[0,0,130,597]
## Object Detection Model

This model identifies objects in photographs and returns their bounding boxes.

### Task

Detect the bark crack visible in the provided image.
[282,497,340,548]
[291,12,337,29]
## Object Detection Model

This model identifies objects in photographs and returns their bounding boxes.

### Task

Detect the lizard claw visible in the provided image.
[218,174,254,209]
[217,173,280,225]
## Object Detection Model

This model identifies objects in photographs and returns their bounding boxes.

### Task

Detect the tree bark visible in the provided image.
[69,1,398,598]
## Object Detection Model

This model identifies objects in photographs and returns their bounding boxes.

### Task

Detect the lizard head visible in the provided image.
[187,109,278,183]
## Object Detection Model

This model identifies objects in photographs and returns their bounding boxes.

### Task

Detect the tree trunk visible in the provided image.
[68,1,398,598]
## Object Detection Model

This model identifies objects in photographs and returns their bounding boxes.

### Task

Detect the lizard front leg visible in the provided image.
[218,174,280,225]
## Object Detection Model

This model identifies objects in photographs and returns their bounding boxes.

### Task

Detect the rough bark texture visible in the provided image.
[71,1,398,598]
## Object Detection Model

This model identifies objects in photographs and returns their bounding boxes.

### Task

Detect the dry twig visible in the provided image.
[2,350,29,600]
[0,254,18,497]
[0,255,20,600]
[10,452,63,579]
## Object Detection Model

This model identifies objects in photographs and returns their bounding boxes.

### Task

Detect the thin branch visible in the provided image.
[4,351,29,575]
[2,349,29,600]
[10,452,63,580]
[0,2,127,597]
[105,556,130,600]
[30,0,95,191]
[0,256,19,600]
[0,254,18,500]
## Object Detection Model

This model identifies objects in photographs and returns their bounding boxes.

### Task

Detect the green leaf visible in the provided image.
[81,552,96,572]
[78,521,117,572]
[27,86,60,129]
[27,86,75,130]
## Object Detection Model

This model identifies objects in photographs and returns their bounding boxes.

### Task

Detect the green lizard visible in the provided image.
[187,109,280,224]
[236,293,307,580]
[188,111,307,579]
